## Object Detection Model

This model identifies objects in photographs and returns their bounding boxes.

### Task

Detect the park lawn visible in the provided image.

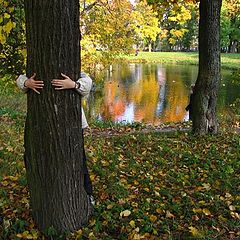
[120,52,240,70]
[0,105,240,239]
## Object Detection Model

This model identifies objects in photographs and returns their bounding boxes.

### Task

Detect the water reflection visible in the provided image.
[85,63,239,124]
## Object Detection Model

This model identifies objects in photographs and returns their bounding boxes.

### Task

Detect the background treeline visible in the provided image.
[0,0,239,77]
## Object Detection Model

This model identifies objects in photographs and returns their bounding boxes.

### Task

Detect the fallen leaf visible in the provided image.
[156,208,163,214]
[203,208,211,216]
[193,208,202,213]
[229,205,236,211]
[149,215,157,222]
[189,226,202,237]
[166,210,174,218]
[129,220,135,228]
[120,209,131,217]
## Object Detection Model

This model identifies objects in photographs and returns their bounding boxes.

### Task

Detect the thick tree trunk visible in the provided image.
[24,0,90,232]
[192,0,222,135]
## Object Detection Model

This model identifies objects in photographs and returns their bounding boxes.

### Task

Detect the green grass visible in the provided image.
[0,95,240,239]
[0,95,26,116]
[119,52,240,70]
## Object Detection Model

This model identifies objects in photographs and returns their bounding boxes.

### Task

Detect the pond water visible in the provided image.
[85,63,239,124]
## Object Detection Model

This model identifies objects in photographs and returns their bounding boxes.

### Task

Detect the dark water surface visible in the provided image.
[85,63,239,124]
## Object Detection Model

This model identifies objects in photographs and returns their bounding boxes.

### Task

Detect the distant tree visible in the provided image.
[192,0,222,134]
[222,0,240,53]
[145,0,197,51]
[131,0,161,52]
[220,6,232,52]
[81,0,135,74]
[81,0,160,73]
[180,10,198,51]
[24,0,91,232]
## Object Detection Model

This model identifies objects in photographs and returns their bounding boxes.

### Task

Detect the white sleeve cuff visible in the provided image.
[76,72,93,97]
[16,75,28,92]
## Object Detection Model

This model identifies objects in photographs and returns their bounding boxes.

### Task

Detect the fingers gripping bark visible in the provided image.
[51,73,75,90]
[25,73,44,94]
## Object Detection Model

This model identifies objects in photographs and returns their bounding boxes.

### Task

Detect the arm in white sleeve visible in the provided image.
[75,72,93,97]
[16,75,28,93]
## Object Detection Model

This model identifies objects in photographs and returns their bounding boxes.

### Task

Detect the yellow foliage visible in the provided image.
[4,13,11,19]
[20,48,27,58]
[131,0,161,42]
[168,2,194,24]
[0,30,7,44]
[9,7,14,13]
[168,16,177,22]
[169,37,176,45]
[3,21,16,34]
[159,28,168,39]
[168,28,188,45]
[170,29,188,38]
[223,0,240,16]
[81,0,135,73]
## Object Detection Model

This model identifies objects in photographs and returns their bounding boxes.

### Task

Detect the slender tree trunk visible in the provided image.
[192,0,222,135]
[228,41,238,53]
[24,0,91,232]
[148,42,152,52]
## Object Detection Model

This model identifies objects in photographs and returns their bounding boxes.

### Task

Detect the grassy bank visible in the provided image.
[0,97,240,239]
[120,52,240,70]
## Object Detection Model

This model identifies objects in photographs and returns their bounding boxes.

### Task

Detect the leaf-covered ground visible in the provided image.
[0,111,240,239]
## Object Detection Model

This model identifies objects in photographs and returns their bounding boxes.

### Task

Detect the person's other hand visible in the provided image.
[51,73,75,90]
[24,73,44,94]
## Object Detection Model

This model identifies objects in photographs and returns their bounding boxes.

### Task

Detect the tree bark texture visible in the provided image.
[24,0,90,232]
[192,0,222,135]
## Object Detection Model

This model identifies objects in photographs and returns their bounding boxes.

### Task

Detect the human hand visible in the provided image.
[24,73,44,94]
[51,73,75,90]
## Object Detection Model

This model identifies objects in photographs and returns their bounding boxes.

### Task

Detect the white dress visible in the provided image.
[16,72,92,129]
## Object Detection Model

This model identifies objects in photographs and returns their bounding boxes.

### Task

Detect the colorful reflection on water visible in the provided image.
[85,63,239,124]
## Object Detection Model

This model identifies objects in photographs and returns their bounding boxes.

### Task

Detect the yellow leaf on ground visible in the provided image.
[203,208,211,216]
[166,210,174,218]
[218,215,227,222]
[156,208,163,214]
[132,233,141,239]
[120,209,131,217]
[229,205,236,211]
[129,220,135,227]
[150,214,157,222]
[189,226,202,237]
[202,183,211,190]
[134,227,140,232]
[193,208,202,213]
[107,204,113,209]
